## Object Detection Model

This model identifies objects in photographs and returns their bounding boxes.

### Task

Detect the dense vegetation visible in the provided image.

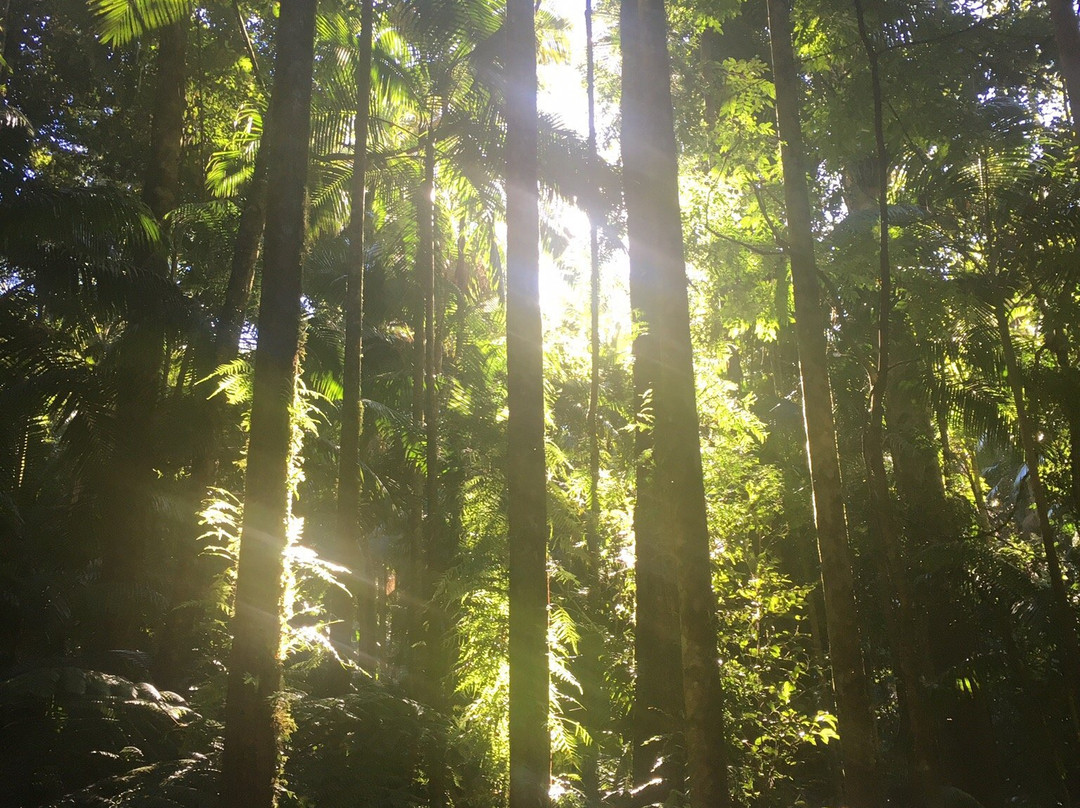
[1,0,1079,806]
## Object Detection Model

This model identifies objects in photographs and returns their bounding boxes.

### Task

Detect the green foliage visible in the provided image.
[0,667,210,807]
[4,0,1080,804]
[89,0,190,45]
[282,681,472,808]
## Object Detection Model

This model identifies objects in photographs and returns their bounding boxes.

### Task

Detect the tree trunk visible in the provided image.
[219,2,316,805]
[216,150,270,368]
[506,0,550,802]
[887,329,1005,807]
[413,133,432,426]
[1047,0,1080,134]
[621,3,731,807]
[852,1,941,792]
[327,0,375,691]
[1046,331,1080,517]
[100,19,188,655]
[580,0,602,800]
[995,299,1080,733]
[765,0,883,804]
[626,0,683,797]
[154,124,270,692]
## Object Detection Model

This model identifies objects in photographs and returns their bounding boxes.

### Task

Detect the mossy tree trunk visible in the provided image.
[327,0,375,690]
[219,2,316,805]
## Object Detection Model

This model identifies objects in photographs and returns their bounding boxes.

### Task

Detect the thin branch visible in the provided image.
[879,15,1000,54]
[704,223,785,256]
[752,182,787,247]
[232,0,265,92]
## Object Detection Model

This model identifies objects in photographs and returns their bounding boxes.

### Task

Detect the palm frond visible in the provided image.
[89,0,190,45]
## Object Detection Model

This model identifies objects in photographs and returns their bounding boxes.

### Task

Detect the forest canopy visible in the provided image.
[1,0,1079,806]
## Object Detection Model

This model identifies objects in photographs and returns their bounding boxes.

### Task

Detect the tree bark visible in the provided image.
[413,133,433,426]
[506,0,550,803]
[327,0,375,690]
[154,125,270,691]
[887,329,1005,807]
[1046,331,1080,517]
[852,0,940,792]
[1047,0,1080,135]
[626,0,683,796]
[100,19,188,655]
[621,3,731,807]
[219,2,316,806]
[995,299,1080,733]
[216,151,270,367]
[765,0,883,804]
[580,0,602,801]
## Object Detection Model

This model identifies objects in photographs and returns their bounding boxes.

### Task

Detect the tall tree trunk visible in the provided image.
[414,133,432,426]
[506,0,550,802]
[219,2,316,806]
[765,0,883,805]
[1047,0,1080,134]
[327,0,375,690]
[419,133,451,708]
[216,151,270,368]
[624,0,683,797]
[422,134,438,625]
[621,3,731,807]
[852,1,940,792]
[995,299,1080,733]
[579,0,602,801]
[422,139,451,808]
[100,19,188,655]
[400,126,436,679]
[887,329,1005,807]
[154,135,270,691]
[1046,330,1080,517]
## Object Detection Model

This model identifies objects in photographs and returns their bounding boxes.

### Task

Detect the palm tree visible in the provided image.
[219,1,317,805]
[327,0,375,689]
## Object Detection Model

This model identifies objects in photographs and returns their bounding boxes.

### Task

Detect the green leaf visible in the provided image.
[88,0,190,45]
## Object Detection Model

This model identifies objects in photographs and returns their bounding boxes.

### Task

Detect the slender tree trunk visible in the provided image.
[422,136,438,612]
[506,0,550,802]
[216,151,270,367]
[327,0,375,690]
[1046,332,1080,517]
[624,0,683,797]
[585,0,600,566]
[154,132,270,691]
[852,2,940,792]
[0,0,29,179]
[419,134,450,711]
[621,3,730,807]
[399,126,436,678]
[1047,0,1080,134]
[887,330,1005,806]
[414,134,432,426]
[995,299,1080,733]
[765,0,883,804]
[580,0,602,801]
[100,19,188,655]
[141,23,187,222]
[219,3,316,806]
